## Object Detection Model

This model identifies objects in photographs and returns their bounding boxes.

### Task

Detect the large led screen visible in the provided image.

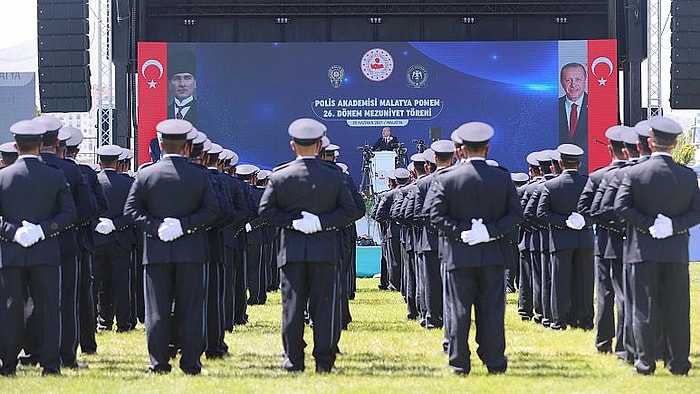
[137,40,618,180]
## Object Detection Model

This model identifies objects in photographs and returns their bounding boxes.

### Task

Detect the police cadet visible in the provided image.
[376,169,407,296]
[594,120,652,363]
[536,144,594,331]
[508,172,530,293]
[517,152,542,322]
[588,126,638,354]
[390,165,415,312]
[256,169,278,292]
[63,126,109,355]
[614,116,700,376]
[413,141,454,330]
[524,150,558,328]
[372,170,397,291]
[124,119,220,375]
[202,141,237,359]
[0,120,77,377]
[258,118,357,373]
[92,145,135,334]
[237,164,268,306]
[33,115,99,369]
[0,141,18,167]
[577,125,629,351]
[218,148,252,331]
[382,168,412,311]
[427,122,523,375]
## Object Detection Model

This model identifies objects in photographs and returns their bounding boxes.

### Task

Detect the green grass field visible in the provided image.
[2,264,700,393]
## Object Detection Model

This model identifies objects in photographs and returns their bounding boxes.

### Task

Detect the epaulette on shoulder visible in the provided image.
[273,161,292,172]
[137,161,154,172]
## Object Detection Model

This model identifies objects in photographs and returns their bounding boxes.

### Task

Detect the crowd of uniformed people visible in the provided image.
[0,114,698,377]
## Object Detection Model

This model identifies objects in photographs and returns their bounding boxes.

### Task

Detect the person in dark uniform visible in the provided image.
[614,116,700,376]
[237,164,268,306]
[372,171,397,290]
[33,116,99,370]
[588,126,637,354]
[92,145,135,333]
[595,120,653,363]
[124,119,220,375]
[536,144,594,331]
[427,122,524,375]
[63,126,109,354]
[0,141,18,167]
[517,152,541,322]
[375,170,407,293]
[508,172,529,293]
[577,125,630,349]
[372,127,400,151]
[393,161,421,321]
[413,141,454,330]
[0,120,77,376]
[258,118,357,373]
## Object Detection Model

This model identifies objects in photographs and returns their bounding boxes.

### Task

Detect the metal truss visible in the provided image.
[97,0,114,146]
[646,0,661,117]
[146,2,608,17]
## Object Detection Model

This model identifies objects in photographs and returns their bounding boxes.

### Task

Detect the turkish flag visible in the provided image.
[587,40,618,172]
[137,42,168,165]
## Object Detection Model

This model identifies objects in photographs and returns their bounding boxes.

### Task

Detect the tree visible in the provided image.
[672,131,696,166]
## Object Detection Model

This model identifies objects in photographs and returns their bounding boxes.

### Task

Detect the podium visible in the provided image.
[372,151,396,193]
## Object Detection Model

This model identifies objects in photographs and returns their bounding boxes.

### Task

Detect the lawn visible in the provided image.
[2,263,700,393]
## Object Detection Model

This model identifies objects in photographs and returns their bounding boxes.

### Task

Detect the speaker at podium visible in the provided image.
[372,151,397,193]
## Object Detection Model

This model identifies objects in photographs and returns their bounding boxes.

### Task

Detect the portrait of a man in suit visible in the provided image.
[558,62,588,170]
[150,50,198,162]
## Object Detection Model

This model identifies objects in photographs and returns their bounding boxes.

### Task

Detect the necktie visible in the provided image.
[175,104,189,120]
[570,103,578,138]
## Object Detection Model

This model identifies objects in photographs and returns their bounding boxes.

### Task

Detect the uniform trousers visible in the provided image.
[419,251,443,328]
[280,261,338,372]
[517,249,533,319]
[223,244,235,331]
[93,243,132,331]
[78,248,97,353]
[205,261,227,357]
[631,262,691,375]
[232,245,248,324]
[445,265,507,374]
[402,245,418,319]
[246,243,266,304]
[60,254,80,366]
[387,237,402,291]
[594,257,624,352]
[0,266,61,375]
[550,249,594,329]
[530,250,543,322]
[144,263,206,374]
[541,249,553,326]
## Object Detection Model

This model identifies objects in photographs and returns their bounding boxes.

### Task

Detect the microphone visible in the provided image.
[594,139,607,146]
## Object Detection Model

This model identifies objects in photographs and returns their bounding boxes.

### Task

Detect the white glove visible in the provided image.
[95,217,116,235]
[292,217,312,234]
[158,218,184,242]
[565,212,586,230]
[245,223,252,232]
[301,211,322,233]
[13,221,44,248]
[460,218,490,245]
[649,214,673,239]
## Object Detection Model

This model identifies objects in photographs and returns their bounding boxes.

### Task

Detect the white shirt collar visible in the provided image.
[174,96,194,106]
[465,157,486,163]
[17,154,39,160]
[163,153,183,159]
[651,152,672,158]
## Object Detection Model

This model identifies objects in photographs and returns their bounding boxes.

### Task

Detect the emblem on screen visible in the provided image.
[406,64,428,88]
[328,65,345,88]
[141,59,164,89]
[591,56,613,86]
[361,48,394,82]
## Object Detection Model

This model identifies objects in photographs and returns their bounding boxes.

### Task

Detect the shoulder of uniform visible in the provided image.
[317,159,342,171]
[273,161,292,172]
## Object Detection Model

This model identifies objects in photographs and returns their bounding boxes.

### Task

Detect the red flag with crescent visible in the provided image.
[587,39,618,172]
[137,42,168,165]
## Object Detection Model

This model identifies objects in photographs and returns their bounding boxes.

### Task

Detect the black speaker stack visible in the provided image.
[37,0,92,113]
[671,0,700,109]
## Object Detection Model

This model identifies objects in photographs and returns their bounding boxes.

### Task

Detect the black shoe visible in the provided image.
[182,368,201,375]
[378,285,389,290]
[520,315,532,321]
[579,323,594,331]
[453,368,470,376]
[246,298,259,306]
[41,368,61,377]
[533,316,543,324]
[18,354,39,366]
[281,358,305,372]
[97,324,112,331]
[549,324,566,331]
[63,361,88,369]
[0,368,17,377]
[206,351,231,360]
[488,367,507,374]
[316,366,332,374]
[149,365,172,374]
[116,326,134,333]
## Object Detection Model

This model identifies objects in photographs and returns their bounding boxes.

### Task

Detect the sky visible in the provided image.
[0,0,37,49]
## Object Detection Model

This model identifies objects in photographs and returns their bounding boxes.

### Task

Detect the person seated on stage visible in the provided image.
[372,127,400,151]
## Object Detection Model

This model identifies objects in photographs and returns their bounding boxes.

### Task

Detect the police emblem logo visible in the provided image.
[407,65,428,88]
[328,65,345,88]
[361,48,394,82]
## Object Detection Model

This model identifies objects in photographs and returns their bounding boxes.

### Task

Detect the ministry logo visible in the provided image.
[406,65,428,88]
[361,48,394,82]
